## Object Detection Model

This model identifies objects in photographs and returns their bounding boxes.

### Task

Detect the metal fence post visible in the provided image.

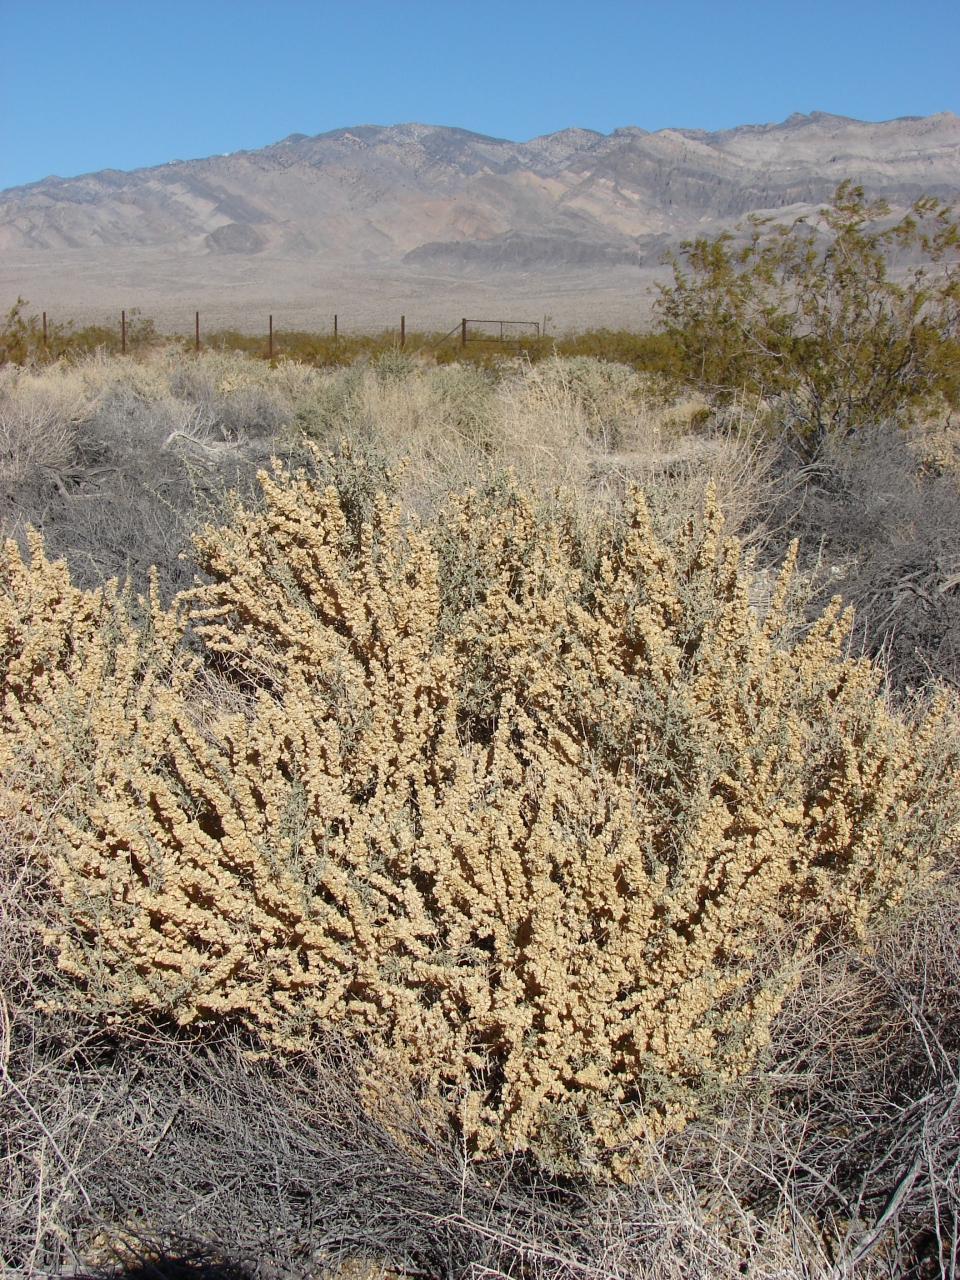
[121,310,126,355]
[42,312,47,347]
[461,318,467,349]
[400,315,405,348]
[195,312,200,354]
[269,314,273,360]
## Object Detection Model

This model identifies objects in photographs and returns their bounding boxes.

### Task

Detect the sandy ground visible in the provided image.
[1,248,668,335]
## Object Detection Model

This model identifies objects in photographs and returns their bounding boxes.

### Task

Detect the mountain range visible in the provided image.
[2,111,958,331]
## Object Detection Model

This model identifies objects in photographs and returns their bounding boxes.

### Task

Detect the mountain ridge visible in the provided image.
[3,112,958,270]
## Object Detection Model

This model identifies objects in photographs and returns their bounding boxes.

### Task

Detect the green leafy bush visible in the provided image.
[656,182,960,452]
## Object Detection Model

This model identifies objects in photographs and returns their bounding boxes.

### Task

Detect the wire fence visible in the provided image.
[20,307,548,355]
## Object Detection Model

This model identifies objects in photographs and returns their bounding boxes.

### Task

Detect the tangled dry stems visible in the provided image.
[764,420,960,691]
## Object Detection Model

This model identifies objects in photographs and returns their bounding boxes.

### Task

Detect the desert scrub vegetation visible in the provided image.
[3,447,960,1160]
[0,349,287,600]
[0,297,160,366]
[4,338,959,689]
[657,183,960,454]
[760,417,960,691]
[0,295,681,378]
[1,442,959,1275]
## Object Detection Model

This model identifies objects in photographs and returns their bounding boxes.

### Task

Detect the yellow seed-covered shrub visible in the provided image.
[2,464,958,1176]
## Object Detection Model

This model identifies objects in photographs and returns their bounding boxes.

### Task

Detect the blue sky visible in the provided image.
[1,0,957,191]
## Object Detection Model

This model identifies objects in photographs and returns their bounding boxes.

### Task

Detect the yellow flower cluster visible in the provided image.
[2,467,957,1176]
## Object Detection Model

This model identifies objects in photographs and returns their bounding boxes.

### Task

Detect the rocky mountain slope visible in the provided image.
[3,112,958,272]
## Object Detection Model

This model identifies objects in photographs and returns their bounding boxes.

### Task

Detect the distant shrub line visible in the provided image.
[0,299,682,381]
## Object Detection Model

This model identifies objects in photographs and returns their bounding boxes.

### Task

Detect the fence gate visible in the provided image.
[438,318,542,347]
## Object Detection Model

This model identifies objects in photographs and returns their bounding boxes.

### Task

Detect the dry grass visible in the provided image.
[0,345,748,499]
[0,368,96,487]
[0,348,766,610]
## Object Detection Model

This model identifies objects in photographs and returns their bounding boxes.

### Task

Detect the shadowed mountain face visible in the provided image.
[3,113,959,271]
